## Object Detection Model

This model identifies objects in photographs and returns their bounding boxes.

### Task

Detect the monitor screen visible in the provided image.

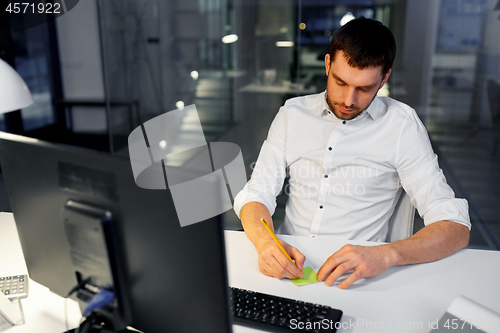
[0,132,233,333]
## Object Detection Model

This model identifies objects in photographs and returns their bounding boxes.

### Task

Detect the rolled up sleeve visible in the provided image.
[233,108,288,218]
[395,112,471,230]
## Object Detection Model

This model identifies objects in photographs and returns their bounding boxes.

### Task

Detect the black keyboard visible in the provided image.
[230,287,343,332]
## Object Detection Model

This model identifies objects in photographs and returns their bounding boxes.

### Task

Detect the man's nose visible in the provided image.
[344,88,357,108]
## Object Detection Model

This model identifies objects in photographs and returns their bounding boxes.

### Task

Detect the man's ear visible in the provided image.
[324,54,331,76]
[380,68,392,88]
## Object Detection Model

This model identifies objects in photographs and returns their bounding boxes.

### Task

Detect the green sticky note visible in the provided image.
[291,266,319,286]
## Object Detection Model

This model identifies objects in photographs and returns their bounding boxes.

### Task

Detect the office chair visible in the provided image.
[385,189,416,242]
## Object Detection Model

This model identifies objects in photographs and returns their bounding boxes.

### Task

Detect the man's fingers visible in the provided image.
[268,256,297,279]
[259,254,280,278]
[338,271,361,289]
[270,246,303,278]
[259,259,275,278]
[286,245,306,272]
[317,256,345,281]
[324,262,356,287]
[257,240,305,279]
[317,245,356,281]
[258,245,303,278]
[260,250,296,279]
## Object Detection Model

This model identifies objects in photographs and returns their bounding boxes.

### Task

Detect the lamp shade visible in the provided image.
[0,58,33,113]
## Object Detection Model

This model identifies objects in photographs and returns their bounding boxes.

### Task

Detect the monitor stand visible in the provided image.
[63,310,137,333]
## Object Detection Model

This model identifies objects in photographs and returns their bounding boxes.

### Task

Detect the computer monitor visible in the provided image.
[0,132,233,333]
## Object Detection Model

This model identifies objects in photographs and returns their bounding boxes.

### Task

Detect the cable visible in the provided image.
[66,277,92,298]
[64,280,115,333]
[64,278,92,333]
[82,289,115,317]
[64,296,68,332]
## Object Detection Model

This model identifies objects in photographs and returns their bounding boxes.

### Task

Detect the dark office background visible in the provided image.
[1,0,499,250]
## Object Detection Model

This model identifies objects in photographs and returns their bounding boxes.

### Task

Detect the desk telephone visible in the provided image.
[0,275,28,327]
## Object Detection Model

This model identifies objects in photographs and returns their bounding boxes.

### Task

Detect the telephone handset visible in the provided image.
[0,291,22,327]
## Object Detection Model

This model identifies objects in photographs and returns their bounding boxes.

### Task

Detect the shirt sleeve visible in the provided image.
[395,110,471,230]
[233,107,288,218]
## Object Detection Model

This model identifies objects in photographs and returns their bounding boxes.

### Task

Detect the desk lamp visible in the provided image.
[0,58,33,114]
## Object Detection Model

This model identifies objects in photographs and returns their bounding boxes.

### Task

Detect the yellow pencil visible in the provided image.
[261,218,297,267]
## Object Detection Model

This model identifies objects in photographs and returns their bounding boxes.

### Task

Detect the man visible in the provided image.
[233,17,470,289]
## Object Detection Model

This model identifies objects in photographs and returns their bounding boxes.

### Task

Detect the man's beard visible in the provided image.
[326,92,378,121]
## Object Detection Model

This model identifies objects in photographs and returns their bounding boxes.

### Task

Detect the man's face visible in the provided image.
[324,51,391,120]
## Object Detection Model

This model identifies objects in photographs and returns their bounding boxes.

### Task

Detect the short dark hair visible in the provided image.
[329,17,396,75]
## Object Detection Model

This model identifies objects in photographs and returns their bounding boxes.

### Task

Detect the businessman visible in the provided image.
[233,17,471,289]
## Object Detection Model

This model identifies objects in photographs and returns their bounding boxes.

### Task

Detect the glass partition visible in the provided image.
[2,0,498,246]
[93,0,500,245]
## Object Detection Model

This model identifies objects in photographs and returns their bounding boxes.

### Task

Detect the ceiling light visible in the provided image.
[222,34,238,44]
[340,12,355,26]
[276,41,294,47]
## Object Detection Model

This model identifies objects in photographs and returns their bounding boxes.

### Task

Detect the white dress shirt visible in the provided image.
[233,91,470,242]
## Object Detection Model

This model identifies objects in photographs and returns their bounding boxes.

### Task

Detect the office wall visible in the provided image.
[481,0,500,123]
[56,0,106,132]
[399,0,440,115]
[3,0,499,242]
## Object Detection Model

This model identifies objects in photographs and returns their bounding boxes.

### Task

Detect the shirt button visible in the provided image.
[328,147,332,151]
[324,174,328,178]
[319,205,323,209]
[342,120,346,124]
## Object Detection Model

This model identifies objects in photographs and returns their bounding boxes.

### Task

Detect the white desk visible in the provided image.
[0,213,82,332]
[227,230,500,332]
[2,212,500,332]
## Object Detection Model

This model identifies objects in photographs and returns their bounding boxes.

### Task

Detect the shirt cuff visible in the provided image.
[423,198,471,230]
[233,187,277,219]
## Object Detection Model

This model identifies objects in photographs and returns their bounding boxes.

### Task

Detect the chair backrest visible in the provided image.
[385,189,416,242]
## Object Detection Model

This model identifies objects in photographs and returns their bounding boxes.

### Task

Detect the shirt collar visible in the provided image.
[320,91,331,117]
[320,90,384,121]
[365,95,383,121]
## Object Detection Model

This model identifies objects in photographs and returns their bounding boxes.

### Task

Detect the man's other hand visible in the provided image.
[258,240,306,279]
[316,244,396,289]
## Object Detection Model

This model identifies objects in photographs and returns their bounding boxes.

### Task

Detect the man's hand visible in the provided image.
[240,201,306,280]
[316,244,397,289]
[258,239,306,279]
[316,221,469,289]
